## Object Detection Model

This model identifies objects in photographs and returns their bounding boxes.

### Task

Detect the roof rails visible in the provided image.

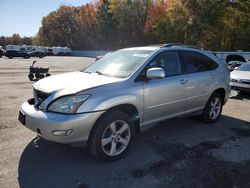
[161,43,203,50]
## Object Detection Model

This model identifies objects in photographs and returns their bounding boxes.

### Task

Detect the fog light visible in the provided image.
[52,129,72,136]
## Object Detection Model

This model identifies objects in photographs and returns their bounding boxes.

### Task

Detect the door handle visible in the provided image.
[179,79,188,85]
[210,74,216,79]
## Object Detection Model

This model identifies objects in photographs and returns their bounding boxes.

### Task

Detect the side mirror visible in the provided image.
[146,67,165,79]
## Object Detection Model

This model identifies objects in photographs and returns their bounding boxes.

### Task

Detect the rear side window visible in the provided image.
[180,51,218,74]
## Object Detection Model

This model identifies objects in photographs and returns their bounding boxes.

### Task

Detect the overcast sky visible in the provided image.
[0,0,90,37]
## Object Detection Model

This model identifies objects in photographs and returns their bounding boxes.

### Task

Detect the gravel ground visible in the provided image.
[0,56,250,188]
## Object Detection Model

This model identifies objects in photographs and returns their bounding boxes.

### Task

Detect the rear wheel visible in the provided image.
[89,111,135,161]
[201,93,223,123]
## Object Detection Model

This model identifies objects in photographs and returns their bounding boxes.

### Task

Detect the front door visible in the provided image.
[143,51,188,125]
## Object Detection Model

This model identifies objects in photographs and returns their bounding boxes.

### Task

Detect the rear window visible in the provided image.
[180,51,218,73]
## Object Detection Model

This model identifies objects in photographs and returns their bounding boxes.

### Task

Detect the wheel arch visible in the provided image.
[88,103,140,146]
[212,88,226,105]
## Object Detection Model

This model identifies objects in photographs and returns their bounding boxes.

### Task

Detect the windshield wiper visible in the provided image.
[83,71,92,74]
[96,71,111,77]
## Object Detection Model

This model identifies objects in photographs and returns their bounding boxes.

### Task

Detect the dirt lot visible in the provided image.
[0,56,250,188]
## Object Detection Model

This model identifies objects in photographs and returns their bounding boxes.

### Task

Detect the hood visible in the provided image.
[231,70,250,80]
[33,71,122,94]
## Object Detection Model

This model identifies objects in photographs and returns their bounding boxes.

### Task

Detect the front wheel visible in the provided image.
[89,111,135,161]
[201,93,223,123]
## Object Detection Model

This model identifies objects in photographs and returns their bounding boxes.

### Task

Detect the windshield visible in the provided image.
[82,50,153,78]
[238,63,250,71]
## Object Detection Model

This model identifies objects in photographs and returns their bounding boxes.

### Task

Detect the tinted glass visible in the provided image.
[149,51,181,77]
[180,51,218,73]
[83,50,153,78]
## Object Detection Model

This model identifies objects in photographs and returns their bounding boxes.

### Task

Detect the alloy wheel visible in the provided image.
[101,120,131,156]
[209,97,221,120]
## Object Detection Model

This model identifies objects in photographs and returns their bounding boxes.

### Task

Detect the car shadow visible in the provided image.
[18,134,161,188]
[230,92,250,100]
[18,115,250,188]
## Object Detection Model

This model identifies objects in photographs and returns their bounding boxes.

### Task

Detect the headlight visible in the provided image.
[47,95,90,114]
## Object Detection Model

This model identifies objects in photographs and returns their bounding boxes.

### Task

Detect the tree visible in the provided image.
[37,6,79,48]
[11,34,21,45]
[77,3,100,49]
[96,0,120,49]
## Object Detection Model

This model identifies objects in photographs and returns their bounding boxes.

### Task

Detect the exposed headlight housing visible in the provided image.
[47,95,90,114]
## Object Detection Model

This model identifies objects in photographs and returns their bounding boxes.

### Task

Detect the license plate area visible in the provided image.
[18,110,26,125]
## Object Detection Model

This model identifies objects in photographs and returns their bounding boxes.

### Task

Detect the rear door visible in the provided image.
[179,50,219,111]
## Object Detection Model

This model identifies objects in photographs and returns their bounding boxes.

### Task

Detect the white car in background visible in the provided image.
[230,62,250,94]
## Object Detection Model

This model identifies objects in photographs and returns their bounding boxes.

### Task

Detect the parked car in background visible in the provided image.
[228,61,245,72]
[230,62,250,93]
[5,50,30,59]
[30,46,46,58]
[45,46,71,56]
[5,45,30,59]
[95,55,104,61]
[0,46,4,58]
[226,54,246,72]
[45,47,54,56]
[19,44,230,161]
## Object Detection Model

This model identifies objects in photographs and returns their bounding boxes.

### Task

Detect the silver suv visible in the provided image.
[19,44,230,161]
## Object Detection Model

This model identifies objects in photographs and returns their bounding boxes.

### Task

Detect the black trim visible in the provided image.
[161,43,203,50]
[18,110,26,125]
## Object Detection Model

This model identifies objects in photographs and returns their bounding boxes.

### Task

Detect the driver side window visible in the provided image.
[149,51,182,77]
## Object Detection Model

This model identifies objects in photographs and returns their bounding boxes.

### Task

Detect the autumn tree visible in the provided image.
[15,0,250,51]
[37,6,79,48]
[77,3,100,49]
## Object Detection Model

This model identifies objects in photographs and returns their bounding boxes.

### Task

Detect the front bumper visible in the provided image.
[19,101,104,146]
[230,82,250,92]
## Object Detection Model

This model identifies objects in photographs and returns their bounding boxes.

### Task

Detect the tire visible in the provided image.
[35,73,40,79]
[201,92,223,123]
[40,74,45,79]
[28,73,34,80]
[45,73,51,77]
[89,111,135,161]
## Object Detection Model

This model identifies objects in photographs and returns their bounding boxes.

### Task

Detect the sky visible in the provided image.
[0,0,90,37]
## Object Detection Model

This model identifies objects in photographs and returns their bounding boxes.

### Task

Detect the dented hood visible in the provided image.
[33,71,122,94]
